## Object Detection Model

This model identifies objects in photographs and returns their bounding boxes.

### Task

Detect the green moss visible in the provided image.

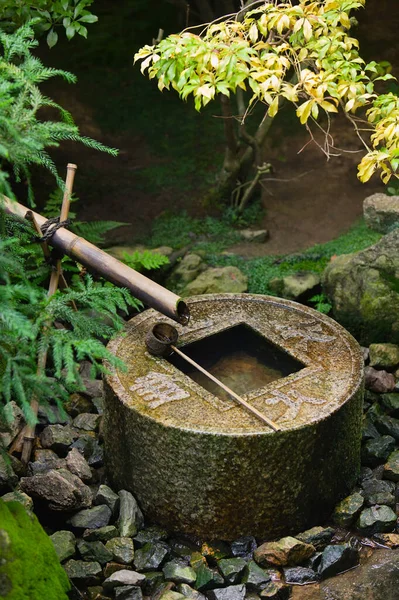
[0,500,70,599]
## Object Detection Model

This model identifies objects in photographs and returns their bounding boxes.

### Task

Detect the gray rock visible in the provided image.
[322,230,399,345]
[103,570,146,590]
[0,401,24,448]
[40,424,78,456]
[143,572,165,595]
[177,583,206,600]
[118,490,144,537]
[83,525,119,542]
[374,415,399,440]
[68,505,112,530]
[106,537,135,565]
[361,435,396,466]
[239,229,269,243]
[1,491,33,511]
[50,530,76,563]
[365,367,396,394]
[134,541,169,571]
[183,267,247,296]
[332,492,364,527]
[259,581,290,599]
[270,272,320,300]
[218,558,247,584]
[362,418,380,441]
[380,393,399,416]
[207,584,246,600]
[194,563,224,591]
[81,378,104,399]
[254,537,315,567]
[318,544,359,579]
[77,539,113,565]
[64,393,95,417]
[295,527,335,550]
[63,559,102,586]
[104,562,133,578]
[363,193,399,233]
[28,449,66,475]
[170,254,205,286]
[163,560,196,585]
[369,343,399,369]
[284,566,318,584]
[20,468,92,511]
[71,435,104,468]
[94,484,120,514]
[160,592,186,600]
[230,536,257,559]
[361,478,396,507]
[133,525,168,547]
[37,404,71,426]
[115,586,143,600]
[384,448,399,481]
[0,455,18,494]
[66,447,92,481]
[241,561,273,592]
[73,413,101,432]
[356,505,397,535]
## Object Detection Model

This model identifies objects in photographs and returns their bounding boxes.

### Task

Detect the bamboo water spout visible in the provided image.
[2,195,190,325]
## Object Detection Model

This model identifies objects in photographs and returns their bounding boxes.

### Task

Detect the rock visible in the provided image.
[269,272,320,300]
[380,393,399,416]
[28,448,66,475]
[361,477,396,506]
[118,490,144,537]
[241,561,274,592]
[51,530,76,563]
[20,469,92,511]
[259,581,291,599]
[374,414,399,440]
[295,527,335,551]
[284,567,318,584]
[332,492,364,527]
[318,544,359,579]
[94,484,120,514]
[63,559,102,586]
[104,562,132,578]
[0,401,24,448]
[322,229,399,344]
[134,541,170,571]
[134,525,168,547]
[103,570,146,591]
[373,533,399,548]
[143,572,165,595]
[361,435,396,466]
[64,393,95,417]
[356,505,397,534]
[363,193,399,233]
[362,418,381,441]
[177,583,206,600]
[207,584,246,600]
[163,560,197,585]
[169,538,198,560]
[68,505,112,530]
[201,540,230,561]
[254,537,315,567]
[160,592,186,600]
[230,536,257,559]
[384,448,399,481]
[239,229,269,243]
[66,448,92,482]
[115,586,143,600]
[218,558,247,584]
[194,563,224,591]
[1,491,33,511]
[170,254,205,286]
[365,367,396,394]
[105,537,135,565]
[369,343,399,369]
[190,552,205,570]
[73,413,101,432]
[37,404,71,426]
[40,424,78,456]
[77,539,113,565]
[0,455,18,494]
[83,526,119,542]
[183,266,247,296]
[81,378,104,400]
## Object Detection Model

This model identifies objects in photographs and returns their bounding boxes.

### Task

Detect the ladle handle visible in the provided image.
[170,345,281,432]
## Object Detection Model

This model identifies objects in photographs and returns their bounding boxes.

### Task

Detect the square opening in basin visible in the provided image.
[167,324,305,402]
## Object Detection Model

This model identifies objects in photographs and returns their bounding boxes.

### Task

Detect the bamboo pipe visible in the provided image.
[2,195,190,325]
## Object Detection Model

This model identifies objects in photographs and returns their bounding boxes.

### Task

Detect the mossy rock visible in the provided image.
[0,499,70,599]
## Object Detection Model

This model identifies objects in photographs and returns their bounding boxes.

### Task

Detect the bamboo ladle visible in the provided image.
[145,323,281,432]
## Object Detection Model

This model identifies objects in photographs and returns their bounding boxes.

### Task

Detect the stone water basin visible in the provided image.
[104,294,364,540]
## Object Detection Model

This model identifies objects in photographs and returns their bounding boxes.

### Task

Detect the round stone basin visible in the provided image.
[104,294,364,540]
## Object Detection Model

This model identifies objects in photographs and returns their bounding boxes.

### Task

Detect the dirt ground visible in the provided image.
[41,0,398,258]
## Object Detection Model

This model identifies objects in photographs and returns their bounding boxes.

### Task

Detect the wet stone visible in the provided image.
[163,560,197,585]
[83,525,119,542]
[143,571,165,596]
[283,567,319,584]
[295,527,335,551]
[50,530,76,563]
[20,468,92,511]
[87,586,103,600]
[105,537,135,565]
[73,413,101,432]
[241,561,273,592]
[94,484,120,514]
[114,585,143,600]
[231,536,257,559]
[103,569,146,591]
[361,435,396,467]
[361,478,396,507]
[194,563,224,591]
[77,539,113,565]
[306,552,323,572]
[66,447,92,482]
[40,424,78,456]
[134,525,168,548]
[362,418,380,441]
[218,558,247,584]
[71,435,104,468]
[384,449,399,481]
[356,505,397,535]
[176,583,206,600]
[380,393,399,416]
[259,581,291,600]
[134,541,170,571]
[332,492,364,527]
[170,539,198,560]
[373,533,399,548]
[28,449,66,475]
[254,537,315,567]
[358,466,374,483]
[201,541,231,562]
[103,563,132,578]
[374,415,399,440]
[68,505,112,530]
[63,559,102,586]
[207,584,246,600]
[118,490,144,537]
[318,544,359,580]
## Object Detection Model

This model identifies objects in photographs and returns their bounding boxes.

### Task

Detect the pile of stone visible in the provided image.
[1,343,399,600]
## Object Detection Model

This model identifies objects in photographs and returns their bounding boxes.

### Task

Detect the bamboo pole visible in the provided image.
[2,195,190,325]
